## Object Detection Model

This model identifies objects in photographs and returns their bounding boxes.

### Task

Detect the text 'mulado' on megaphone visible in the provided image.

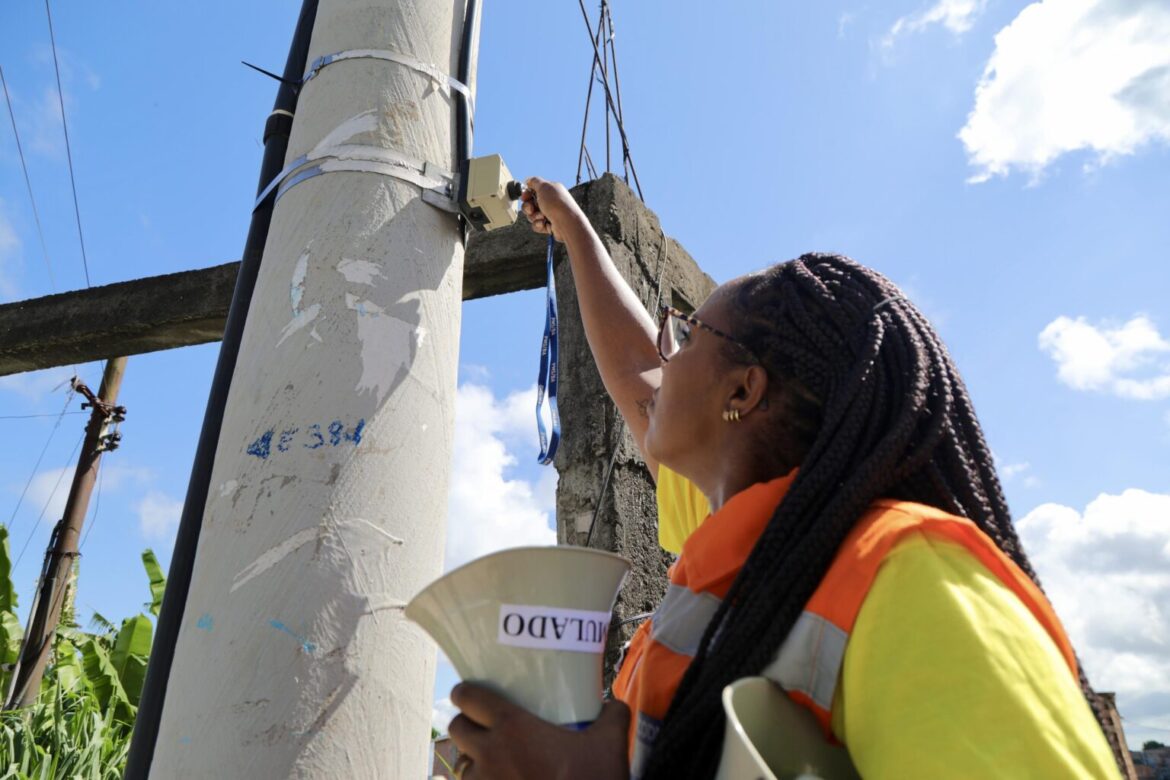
[406,546,632,728]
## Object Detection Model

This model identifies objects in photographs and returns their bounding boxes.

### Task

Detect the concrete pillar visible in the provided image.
[150,1,475,776]
[554,176,716,681]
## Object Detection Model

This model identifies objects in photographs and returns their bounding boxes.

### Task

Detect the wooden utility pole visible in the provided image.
[146,1,479,775]
[5,357,127,708]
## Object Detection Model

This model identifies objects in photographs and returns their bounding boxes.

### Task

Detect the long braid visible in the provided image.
[640,254,1114,779]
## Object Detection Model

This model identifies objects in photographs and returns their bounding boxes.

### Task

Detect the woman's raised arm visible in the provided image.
[522,177,663,480]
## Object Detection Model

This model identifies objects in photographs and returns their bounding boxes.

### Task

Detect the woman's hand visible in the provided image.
[447,682,630,780]
[521,177,587,242]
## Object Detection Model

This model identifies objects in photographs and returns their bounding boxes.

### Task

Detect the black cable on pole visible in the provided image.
[123,1,321,775]
[456,0,481,170]
[1,65,57,292]
[43,0,92,288]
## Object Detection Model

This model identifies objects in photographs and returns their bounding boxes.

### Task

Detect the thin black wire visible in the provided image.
[78,462,102,550]
[1121,716,1170,733]
[0,412,87,420]
[0,65,57,291]
[5,388,75,530]
[43,0,92,288]
[14,431,83,571]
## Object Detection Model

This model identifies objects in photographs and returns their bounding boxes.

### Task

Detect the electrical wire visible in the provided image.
[43,0,92,288]
[5,387,75,530]
[78,461,103,550]
[0,412,86,420]
[0,64,57,291]
[14,431,83,571]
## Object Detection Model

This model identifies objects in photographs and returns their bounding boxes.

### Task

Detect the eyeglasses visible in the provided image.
[656,304,759,363]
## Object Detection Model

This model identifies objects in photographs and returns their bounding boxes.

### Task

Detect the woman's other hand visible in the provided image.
[447,682,630,780]
[521,177,585,242]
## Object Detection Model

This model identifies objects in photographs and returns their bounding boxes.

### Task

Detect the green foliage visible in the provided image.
[1144,740,1166,750]
[141,551,165,618]
[0,543,166,775]
[0,528,17,614]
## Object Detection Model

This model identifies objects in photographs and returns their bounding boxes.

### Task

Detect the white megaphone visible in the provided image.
[406,546,631,728]
[715,677,861,780]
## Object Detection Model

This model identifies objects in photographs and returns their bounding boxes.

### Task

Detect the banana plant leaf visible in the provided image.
[0,527,17,613]
[141,551,165,618]
[0,609,23,666]
[110,615,152,707]
[78,636,131,722]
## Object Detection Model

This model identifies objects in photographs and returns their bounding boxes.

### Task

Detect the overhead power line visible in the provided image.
[44,0,92,288]
[1,65,58,291]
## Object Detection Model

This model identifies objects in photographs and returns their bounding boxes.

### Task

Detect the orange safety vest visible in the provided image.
[612,473,1079,779]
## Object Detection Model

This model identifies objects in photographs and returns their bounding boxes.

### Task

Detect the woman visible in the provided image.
[446,178,1119,779]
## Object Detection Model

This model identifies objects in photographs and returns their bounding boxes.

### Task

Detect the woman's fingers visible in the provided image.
[450,682,525,730]
[448,713,486,755]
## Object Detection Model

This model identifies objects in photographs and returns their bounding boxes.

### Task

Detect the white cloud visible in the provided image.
[136,491,183,541]
[26,466,73,525]
[1038,315,1170,400]
[838,12,857,40]
[8,457,153,525]
[884,0,987,47]
[445,383,557,572]
[998,461,1040,488]
[960,0,1170,182]
[27,85,68,159]
[1000,462,1029,479]
[1017,490,1170,743]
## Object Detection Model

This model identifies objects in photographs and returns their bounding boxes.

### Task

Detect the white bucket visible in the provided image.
[406,546,631,727]
[715,677,860,780]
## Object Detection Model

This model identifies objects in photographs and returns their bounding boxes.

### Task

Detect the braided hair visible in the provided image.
[640,253,1113,778]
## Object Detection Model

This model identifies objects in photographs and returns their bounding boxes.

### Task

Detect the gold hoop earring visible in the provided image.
[722,408,740,422]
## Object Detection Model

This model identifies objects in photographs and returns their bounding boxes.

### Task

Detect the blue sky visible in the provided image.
[2,0,1168,750]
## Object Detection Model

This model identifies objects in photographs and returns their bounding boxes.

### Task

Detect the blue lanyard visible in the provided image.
[535,235,561,466]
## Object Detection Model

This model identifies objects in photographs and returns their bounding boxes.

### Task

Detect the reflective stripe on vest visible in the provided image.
[650,583,722,656]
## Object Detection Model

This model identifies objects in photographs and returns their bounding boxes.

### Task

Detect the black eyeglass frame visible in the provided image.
[656,304,760,364]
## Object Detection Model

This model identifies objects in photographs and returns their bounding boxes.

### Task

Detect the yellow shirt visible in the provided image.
[655,465,1119,778]
[655,464,711,554]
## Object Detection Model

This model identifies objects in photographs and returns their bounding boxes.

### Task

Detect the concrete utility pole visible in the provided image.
[147,1,477,776]
[6,357,127,708]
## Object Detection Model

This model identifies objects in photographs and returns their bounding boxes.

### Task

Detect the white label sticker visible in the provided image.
[497,604,612,653]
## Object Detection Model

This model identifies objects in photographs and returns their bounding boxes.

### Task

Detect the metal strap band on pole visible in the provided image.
[303,48,473,108]
[255,142,454,210]
[535,235,561,466]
